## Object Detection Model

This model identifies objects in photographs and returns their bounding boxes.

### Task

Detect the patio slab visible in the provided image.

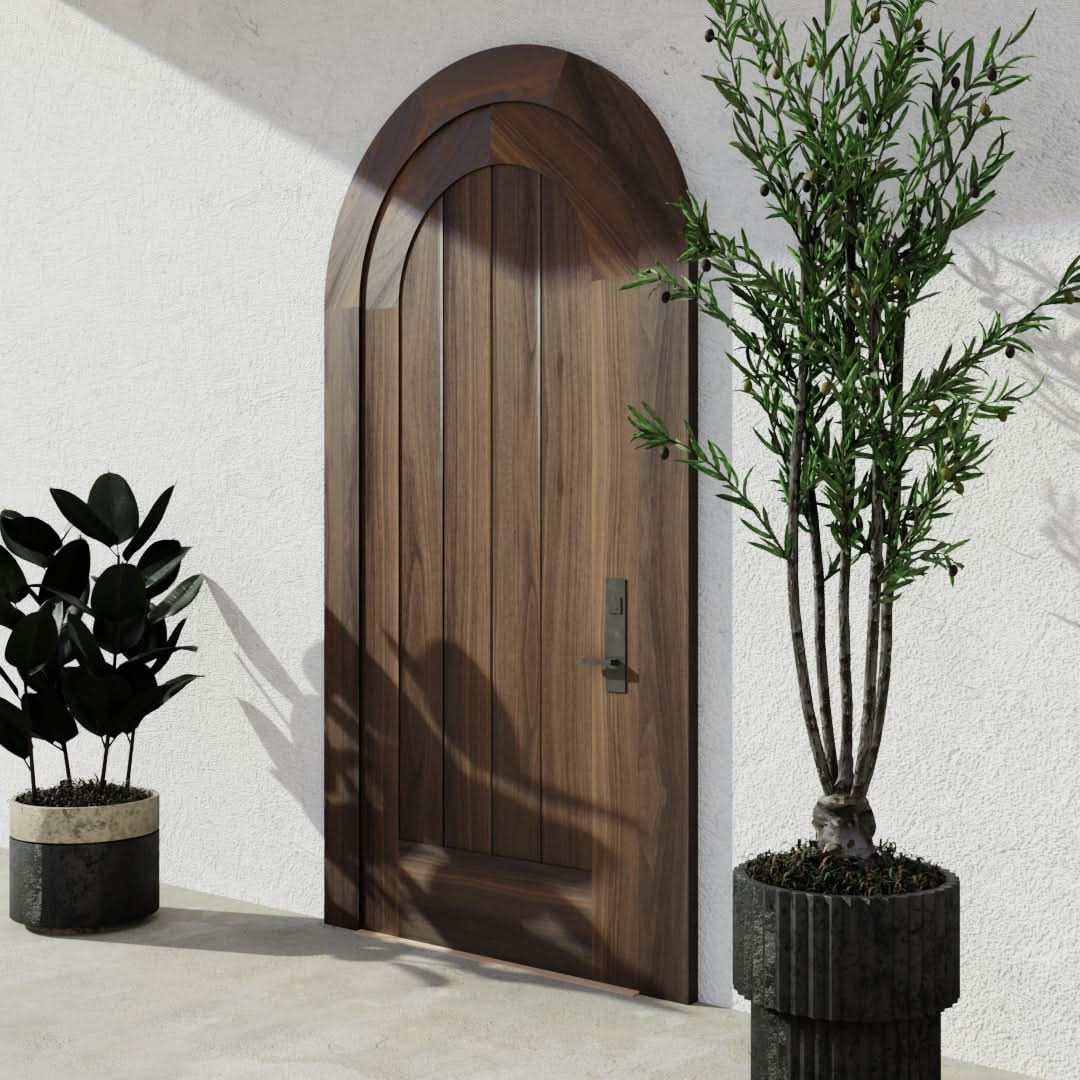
[0,851,1036,1080]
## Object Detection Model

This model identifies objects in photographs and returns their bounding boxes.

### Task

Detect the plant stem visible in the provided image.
[834,185,859,796]
[856,310,886,792]
[837,550,854,792]
[854,322,906,796]
[99,737,111,793]
[807,492,837,784]
[27,746,37,802]
[125,733,135,791]
[787,269,831,793]
[62,742,72,783]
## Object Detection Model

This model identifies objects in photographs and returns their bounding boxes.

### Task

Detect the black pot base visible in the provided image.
[752,1004,941,1079]
[9,831,159,932]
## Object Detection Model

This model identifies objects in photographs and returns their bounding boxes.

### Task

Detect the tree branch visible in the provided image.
[807,491,837,784]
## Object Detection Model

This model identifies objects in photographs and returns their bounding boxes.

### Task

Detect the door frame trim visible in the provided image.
[324,44,697,998]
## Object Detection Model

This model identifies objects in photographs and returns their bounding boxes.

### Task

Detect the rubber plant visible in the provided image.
[0,473,202,802]
[628,0,1079,871]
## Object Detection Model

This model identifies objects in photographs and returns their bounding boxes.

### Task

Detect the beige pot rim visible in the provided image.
[9,790,159,845]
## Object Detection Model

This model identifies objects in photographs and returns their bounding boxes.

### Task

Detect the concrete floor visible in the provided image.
[0,853,1037,1080]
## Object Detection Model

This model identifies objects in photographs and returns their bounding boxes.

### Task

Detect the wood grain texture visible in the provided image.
[539,179,594,873]
[491,167,543,862]
[634,283,693,1001]
[399,842,592,979]
[442,169,494,854]
[399,203,444,846]
[326,45,696,1001]
[324,303,361,929]
[361,307,400,934]
[589,279,641,988]
[325,46,683,311]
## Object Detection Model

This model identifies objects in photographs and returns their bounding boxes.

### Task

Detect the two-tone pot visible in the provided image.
[8,790,159,932]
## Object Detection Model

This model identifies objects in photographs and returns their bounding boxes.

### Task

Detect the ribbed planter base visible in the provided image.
[751,1004,941,1079]
[734,859,959,1080]
[8,792,160,932]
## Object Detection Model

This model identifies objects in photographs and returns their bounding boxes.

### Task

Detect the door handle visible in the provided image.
[577,578,627,694]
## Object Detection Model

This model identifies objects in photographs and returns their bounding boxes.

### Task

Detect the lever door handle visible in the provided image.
[580,578,628,693]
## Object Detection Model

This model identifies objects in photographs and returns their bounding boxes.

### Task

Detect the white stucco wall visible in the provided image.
[1,2,1078,1076]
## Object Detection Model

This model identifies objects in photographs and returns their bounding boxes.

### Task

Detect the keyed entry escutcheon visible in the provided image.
[576,577,628,694]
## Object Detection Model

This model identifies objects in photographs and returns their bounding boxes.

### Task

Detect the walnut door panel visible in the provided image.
[325,47,695,1002]
[398,167,592,874]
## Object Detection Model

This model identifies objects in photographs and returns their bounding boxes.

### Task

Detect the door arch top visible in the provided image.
[324,45,696,1002]
[326,44,687,312]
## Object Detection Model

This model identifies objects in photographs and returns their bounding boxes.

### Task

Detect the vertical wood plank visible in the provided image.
[634,280,692,1001]
[325,303,362,929]
[399,204,445,846]
[443,169,494,853]
[361,305,401,934]
[539,180,593,871]
[491,167,543,861]
[589,279,641,988]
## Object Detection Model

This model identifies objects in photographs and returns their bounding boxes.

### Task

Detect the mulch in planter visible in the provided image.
[14,779,153,808]
[745,838,948,896]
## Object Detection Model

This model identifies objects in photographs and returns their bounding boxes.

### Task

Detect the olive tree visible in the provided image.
[628,0,1080,858]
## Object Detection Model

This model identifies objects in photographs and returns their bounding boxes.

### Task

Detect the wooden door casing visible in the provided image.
[325,47,697,1003]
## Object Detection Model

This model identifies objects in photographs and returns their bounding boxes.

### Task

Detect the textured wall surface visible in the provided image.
[1,2,1078,1076]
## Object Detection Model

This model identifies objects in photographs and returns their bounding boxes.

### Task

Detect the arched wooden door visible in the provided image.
[325,47,696,1003]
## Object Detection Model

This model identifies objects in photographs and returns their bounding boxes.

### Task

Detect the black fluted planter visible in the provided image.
[9,791,159,932]
[733,861,960,1079]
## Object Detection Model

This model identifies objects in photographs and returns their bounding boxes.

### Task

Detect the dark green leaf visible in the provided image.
[41,539,91,604]
[0,700,31,760]
[50,488,118,547]
[151,618,186,675]
[128,644,197,665]
[0,547,29,603]
[0,511,61,568]
[37,587,92,616]
[138,540,186,598]
[93,614,147,655]
[0,600,22,630]
[113,661,159,734]
[123,485,173,560]
[65,616,108,676]
[91,564,149,622]
[23,689,77,745]
[88,473,140,545]
[148,672,201,716]
[0,664,19,697]
[123,617,165,661]
[4,607,59,675]
[61,668,134,738]
[149,574,203,623]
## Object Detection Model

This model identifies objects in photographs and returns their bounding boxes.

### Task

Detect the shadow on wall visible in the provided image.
[950,240,1080,621]
[206,579,324,839]
[952,239,1080,450]
[59,0,493,169]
